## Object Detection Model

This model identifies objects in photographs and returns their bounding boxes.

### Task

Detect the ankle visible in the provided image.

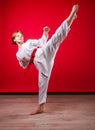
[39,103,45,110]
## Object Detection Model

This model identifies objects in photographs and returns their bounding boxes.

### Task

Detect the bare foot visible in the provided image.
[66,4,79,27]
[30,104,45,115]
[72,5,79,14]
[71,5,79,20]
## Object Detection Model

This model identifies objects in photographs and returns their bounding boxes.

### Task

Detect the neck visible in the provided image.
[17,43,22,49]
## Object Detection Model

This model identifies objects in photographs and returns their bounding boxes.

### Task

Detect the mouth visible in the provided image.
[19,38,23,41]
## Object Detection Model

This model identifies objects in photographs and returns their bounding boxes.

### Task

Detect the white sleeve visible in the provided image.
[26,34,47,47]
[38,34,48,46]
[26,39,38,47]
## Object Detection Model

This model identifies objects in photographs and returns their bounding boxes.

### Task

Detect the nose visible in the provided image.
[19,35,23,39]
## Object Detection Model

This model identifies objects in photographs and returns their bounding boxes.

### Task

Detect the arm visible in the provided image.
[26,26,50,47]
[38,26,50,46]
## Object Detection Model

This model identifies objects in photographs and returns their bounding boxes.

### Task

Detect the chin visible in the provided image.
[19,41,24,44]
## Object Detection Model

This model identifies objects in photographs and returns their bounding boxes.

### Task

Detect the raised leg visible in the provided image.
[44,5,79,58]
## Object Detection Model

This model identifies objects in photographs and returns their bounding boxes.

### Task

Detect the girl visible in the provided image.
[12,5,79,115]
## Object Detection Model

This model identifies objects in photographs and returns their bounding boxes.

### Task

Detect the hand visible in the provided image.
[43,26,50,32]
[22,57,28,66]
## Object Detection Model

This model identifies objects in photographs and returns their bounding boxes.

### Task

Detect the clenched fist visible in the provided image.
[43,26,50,32]
[43,26,50,38]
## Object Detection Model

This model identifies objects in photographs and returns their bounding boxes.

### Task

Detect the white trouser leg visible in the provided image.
[38,72,49,104]
[43,20,70,60]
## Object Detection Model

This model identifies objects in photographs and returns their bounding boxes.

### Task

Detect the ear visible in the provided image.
[13,38,17,44]
[14,38,17,43]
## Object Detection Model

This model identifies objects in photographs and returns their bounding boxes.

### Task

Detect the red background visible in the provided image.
[0,0,95,92]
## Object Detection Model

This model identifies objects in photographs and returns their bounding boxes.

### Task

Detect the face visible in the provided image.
[14,32,24,44]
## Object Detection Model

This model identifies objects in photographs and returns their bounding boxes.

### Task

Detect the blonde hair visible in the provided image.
[11,31,24,45]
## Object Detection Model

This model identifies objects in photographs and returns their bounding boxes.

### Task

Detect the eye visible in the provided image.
[16,34,20,37]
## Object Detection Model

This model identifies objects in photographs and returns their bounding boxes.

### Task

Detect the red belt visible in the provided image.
[24,47,40,75]
[29,46,41,64]
[29,48,37,64]
[24,47,39,75]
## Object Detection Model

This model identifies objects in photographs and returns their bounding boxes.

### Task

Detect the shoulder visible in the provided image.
[25,39,32,43]
[26,39,39,45]
[25,39,37,44]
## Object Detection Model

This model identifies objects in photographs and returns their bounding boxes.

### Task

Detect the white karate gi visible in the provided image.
[16,20,70,104]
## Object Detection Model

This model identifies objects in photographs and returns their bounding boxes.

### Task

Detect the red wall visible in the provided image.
[0,0,95,92]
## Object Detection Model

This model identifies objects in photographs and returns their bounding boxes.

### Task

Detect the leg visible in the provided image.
[43,5,78,59]
[30,72,49,115]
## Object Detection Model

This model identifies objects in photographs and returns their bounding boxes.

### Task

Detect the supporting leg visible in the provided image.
[30,72,49,115]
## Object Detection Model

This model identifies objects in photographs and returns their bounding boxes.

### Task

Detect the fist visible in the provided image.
[43,26,50,32]
[22,57,28,66]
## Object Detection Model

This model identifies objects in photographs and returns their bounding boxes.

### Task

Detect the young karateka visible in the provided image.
[12,5,79,115]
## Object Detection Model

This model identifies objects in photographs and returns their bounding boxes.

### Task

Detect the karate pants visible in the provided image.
[34,20,70,104]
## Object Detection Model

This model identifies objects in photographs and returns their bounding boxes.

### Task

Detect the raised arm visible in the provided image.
[38,26,50,46]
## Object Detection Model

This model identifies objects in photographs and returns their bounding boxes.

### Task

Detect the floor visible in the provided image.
[0,94,95,130]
